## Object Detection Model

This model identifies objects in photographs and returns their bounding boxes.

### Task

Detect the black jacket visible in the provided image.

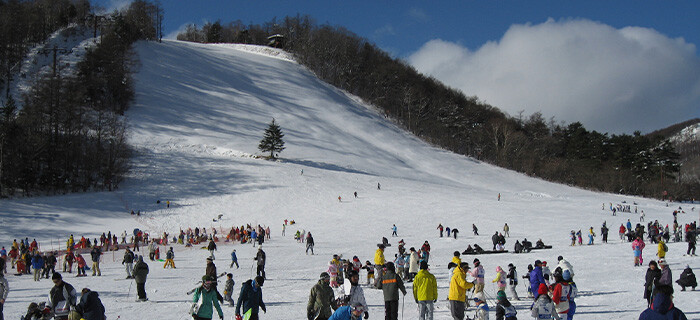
[75,291,106,320]
[644,267,661,299]
[676,267,697,288]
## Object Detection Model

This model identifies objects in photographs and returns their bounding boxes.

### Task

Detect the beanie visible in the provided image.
[52,272,62,280]
[496,290,506,300]
[563,270,572,281]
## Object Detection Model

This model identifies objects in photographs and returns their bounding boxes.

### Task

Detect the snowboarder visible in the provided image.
[236,276,266,319]
[254,248,266,279]
[307,272,337,320]
[377,262,406,320]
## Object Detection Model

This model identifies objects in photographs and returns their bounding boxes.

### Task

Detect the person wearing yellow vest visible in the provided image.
[374,244,386,288]
[449,262,474,320]
[413,261,437,320]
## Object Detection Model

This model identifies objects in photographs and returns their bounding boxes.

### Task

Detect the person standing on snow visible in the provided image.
[551,270,571,320]
[208,239,217,260]
[48,273,77,320]
[164,247,175,269]
[306,233,315,255]
[224,273,235,306]
[506,263,519,301]
[377,262,406,320]
[469,259,485,295]
[133,256,149,301]
[633,237,646,266]
[676,265,697,291]
[492,266,507,295]
[236,276,266,319]
[530,260,546,300]
[473,224,479,236]
[255,248,266,279]
[494,290,517,320]
[658,259,672,286]
[503,224,510,237]
[448,262,473,320]
[408,247,420,282]
[0,266,7,319]
[556,256,574,279]
[374,245,386,288]
[437,224,444,238]
[413,261,437,320]
[191,275,224,320]
[644,260,661,307]
[530,284,557,319]
[230,249,239,268]
[391,225,398,237]
[492,232,500,250]
[90,246,102,276]
[307,272,337,320]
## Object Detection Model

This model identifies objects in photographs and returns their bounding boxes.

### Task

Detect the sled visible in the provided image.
[462,250,509,255]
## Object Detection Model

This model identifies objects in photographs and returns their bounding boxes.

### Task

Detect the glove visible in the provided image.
[364,311,369,319]
[235,315,242,320]
[415,299,419,304]
[220,316,224,320]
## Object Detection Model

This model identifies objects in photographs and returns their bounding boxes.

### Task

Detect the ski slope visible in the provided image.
[1,39,698,320]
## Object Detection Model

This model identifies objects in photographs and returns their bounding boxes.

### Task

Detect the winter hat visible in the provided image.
[534,260,542,266]
[320,272,330,280]
[538,283,548,295]
[385,262,395,272]
[202,275,216,282]
[206,257,213,262]
[420,261,429,270]
[658,259,668,266]
[496,266,502,272]
[52,272,62,280]
[496,291,507,301]
[508,263,515,269]
[542,261,547,266]
[558,256,564,261]
[563,270,572,281]
[454,251,460,257]
[254,275,265,286]
[460,262,470,271]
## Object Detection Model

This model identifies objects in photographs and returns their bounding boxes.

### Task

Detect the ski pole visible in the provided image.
[127,278,133,301]
[401,294,405,320]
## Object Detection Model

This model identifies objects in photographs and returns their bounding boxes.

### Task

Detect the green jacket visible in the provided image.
[378,270,406,301]
[413,269,438,302]
[193,287,224,319]
[307,280,336,319]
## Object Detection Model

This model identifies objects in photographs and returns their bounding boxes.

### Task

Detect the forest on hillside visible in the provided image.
[177,16,698,200]
[0,0,162,196]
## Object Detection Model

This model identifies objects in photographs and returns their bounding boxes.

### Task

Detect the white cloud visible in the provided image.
[407,8,429,23]
[373,24,396,38]
[408,18,700,134]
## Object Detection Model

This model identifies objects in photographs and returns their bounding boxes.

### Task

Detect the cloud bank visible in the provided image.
[408,18,700,134]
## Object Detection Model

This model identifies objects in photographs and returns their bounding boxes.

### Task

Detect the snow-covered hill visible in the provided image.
[1,40,698,319]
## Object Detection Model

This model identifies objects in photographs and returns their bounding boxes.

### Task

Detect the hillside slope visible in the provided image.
[0,40,697,319]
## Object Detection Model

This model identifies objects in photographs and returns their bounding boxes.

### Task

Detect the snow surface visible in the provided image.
[1,39,699,319]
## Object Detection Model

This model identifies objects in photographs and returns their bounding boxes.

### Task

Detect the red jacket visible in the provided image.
[619,225,626,233]
[76,255,87,267]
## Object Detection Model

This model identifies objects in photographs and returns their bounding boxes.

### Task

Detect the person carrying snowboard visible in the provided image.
[192,275,224,320]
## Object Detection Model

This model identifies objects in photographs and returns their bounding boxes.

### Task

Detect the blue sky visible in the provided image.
[96,1,700,134]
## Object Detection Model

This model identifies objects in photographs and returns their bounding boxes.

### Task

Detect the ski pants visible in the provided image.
[374,265,384,287]
[449,300,465,320]
[568,300,576,320]
[164,259,175,268]
[92,261,101,276]
[688,242,696,255]
[125,262,133,277]
[209,250,215,260]
[418,300,434,320]
[136,282,147,300]
[257,264,265,279]
[230,260,239,268]
[384,300,399,320]
[33,268,41,281]
[509,283,519,300]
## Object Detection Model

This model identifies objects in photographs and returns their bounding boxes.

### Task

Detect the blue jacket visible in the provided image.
[638,293,688,320]
[231,251,238,261]
[329,306,358,320]
[236,279,265,316]
[530,267,545,299]
[31,255,44,269]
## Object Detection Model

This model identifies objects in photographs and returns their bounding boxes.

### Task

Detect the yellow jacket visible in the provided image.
[448,267,473,301]
[657,241,667,258]
[451,256,462,266]
[413,269,438,301]
[374,249,385,265]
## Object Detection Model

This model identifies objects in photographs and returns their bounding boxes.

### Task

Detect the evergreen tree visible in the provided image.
[258,119,285,159]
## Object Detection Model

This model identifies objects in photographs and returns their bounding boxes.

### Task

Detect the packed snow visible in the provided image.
[1,39,698,320]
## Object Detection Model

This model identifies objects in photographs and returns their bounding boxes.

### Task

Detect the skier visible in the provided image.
[306,233,315,255]
[224,273,235,306]
[191,275,224,320]
[530,284,557,319]
[657,237,668,259]
[391,224,398,237]
[506,263,519,300]
[412,261,437,320]
[164,247,175,268]
[362,261,374,286]
[576,230,582,245]
[231,249,239,268]
[551,270,571,320]
[530,260,546,299]
[308,272,337,320]
[236,276,266,319]
[342,271,367,315]
[644,260,661,307]
[658,259,672,286]
[523,264,534,298]
[494,290,517,320]
[556,256,575,279]
[472,295,489,320]
[133,256,149,301]
[48,273,77,320]
[473,224,479,236]
[569,231,576,246]
[633,237,646,266]
[437,224,444,238]
[254,248,266,279]
[503,223,510,237]
[676,265,697,291]
[601,223,609,243]
[208,238,217,260]
[619,224,626,241]
[492,266,507,294]
[377,262,407,320]
[122,247,134,278]
[469,258,486,295]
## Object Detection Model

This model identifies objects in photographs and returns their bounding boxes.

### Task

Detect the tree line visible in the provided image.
[0,0,162,196]
[177,15,697,200]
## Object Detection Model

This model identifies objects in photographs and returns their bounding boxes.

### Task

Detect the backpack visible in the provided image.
[663,243,668,252]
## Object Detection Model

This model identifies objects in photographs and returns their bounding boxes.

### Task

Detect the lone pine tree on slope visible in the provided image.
[258,118,285,159]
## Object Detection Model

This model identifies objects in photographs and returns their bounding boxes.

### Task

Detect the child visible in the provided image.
[362,261,374,285]
[472,294,490,320]
[530,284,557,319]
[495,290,517,320]
[224,273,235,306]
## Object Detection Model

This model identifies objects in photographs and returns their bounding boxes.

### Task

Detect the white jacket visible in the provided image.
[557,259,575,278]
[531,295,559,319]
[408,252,420,273]
[0,276,8,301]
